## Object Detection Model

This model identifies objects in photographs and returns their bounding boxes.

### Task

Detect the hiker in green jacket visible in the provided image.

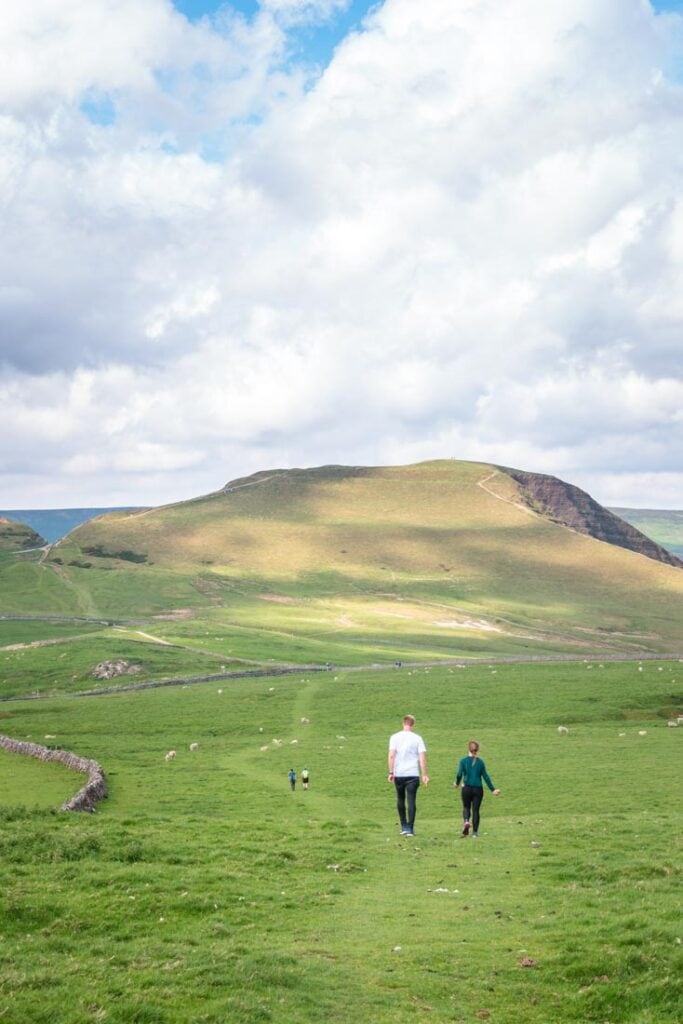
[453,740,500,837]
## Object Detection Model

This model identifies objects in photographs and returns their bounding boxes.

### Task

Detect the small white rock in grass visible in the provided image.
[557,726,569,735]
[269,687,275,692]
[165,750,177,761]
[259,727,264,732]
[217,689,223,694]
[638,666,643,672]
[189,742,199,751]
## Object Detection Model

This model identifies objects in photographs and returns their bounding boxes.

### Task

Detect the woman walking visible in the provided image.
[453,740,500,836]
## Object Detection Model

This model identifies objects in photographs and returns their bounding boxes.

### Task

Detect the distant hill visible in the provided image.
[35,460,683,656]
[0,507,140,544]
[0,517,46,551]
[608,508,683,559]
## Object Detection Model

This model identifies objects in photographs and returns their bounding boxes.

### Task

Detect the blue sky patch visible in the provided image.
[80,91,117,126]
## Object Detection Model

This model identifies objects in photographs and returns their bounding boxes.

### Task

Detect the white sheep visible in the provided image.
[165,750,177,761]
[189,742,199,751]
[290,739,298,745]
[638,730,647,736]
[557,726,569,735]
[272,738,283,746]
[300,717,310,725]
[666,721,679,728]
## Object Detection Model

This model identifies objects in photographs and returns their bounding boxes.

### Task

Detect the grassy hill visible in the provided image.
[0,516,46,552]
[610,508,683,559]
[0,461,681,672]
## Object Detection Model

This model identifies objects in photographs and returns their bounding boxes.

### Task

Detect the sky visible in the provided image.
[2,1,683,511]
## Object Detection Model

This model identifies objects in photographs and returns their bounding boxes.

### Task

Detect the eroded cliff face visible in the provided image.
[502,469,683,569]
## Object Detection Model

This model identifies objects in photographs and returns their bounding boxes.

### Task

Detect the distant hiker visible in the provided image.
[453,740,500,837]
[288,768,296,791]
[388,715,429,837]
[302,768,310,790]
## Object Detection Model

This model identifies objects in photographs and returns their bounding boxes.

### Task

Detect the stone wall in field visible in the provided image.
[0,734,107,812]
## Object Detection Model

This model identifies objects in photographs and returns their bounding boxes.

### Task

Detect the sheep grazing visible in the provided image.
[300,717,310,725]
[272,738,283,746]
[667,721,679,728]
[290,739,298,745]
[557,726,569,735]
[165,750,177,761]
[189,742,199,751]
[638,730,647,736]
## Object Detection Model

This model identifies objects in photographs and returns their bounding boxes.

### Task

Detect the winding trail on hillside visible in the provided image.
[477,469,536,516]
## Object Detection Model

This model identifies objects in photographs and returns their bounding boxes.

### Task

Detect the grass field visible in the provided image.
[0,659,680,1023]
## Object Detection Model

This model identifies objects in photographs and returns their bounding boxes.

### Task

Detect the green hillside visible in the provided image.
[1,461,681,667]
[0,516,46,553]
[610,507,683,558]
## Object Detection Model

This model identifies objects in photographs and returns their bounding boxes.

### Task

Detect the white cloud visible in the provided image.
[1,0,683,508]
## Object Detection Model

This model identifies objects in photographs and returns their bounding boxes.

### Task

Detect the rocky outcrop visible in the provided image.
[502,469,683,568]
[0,734,107,812]
[91,659,141,680]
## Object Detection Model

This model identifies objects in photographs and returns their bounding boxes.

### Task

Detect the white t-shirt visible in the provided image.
[389,729,426,777]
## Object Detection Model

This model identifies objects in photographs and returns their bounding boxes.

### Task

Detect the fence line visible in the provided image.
[0,734,107,812]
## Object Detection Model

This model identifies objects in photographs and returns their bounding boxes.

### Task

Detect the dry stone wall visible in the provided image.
[0,733,107,812]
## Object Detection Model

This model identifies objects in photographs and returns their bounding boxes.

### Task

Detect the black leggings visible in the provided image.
[461,785,484,832]
[395,776,420,828]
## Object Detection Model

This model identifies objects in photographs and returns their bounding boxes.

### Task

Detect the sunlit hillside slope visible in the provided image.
[3,461,682,659]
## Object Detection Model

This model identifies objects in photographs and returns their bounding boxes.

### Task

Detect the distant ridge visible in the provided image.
[502,469,683,569]
[0,508,140,544]
[608,507,683,560]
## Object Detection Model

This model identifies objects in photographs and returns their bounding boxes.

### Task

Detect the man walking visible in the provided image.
[388,715,429,836]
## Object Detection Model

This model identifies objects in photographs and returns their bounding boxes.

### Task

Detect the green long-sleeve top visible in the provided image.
[455,755,495,791]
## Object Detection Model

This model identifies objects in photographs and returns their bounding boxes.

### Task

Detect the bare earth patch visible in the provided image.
[153,609,195,621]
[433,618,505,633]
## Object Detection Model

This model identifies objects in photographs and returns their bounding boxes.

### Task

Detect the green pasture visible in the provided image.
[0,632,248,699]
[0,660,680,1023]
